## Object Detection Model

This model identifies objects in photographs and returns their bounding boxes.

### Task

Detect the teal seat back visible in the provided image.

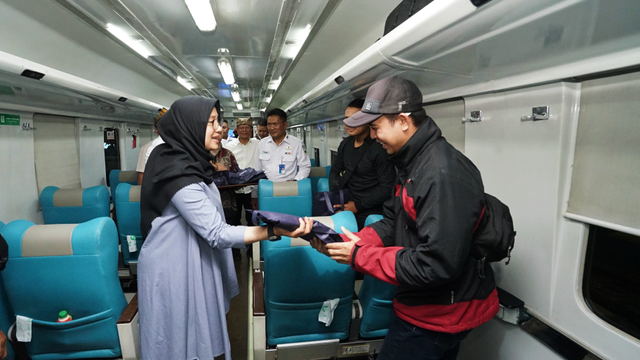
[358,214,397,338]
[40,186,110,224]
[0,218,127,359]
[258,179,312,257]
[115,184,143,266]
[317,178,330,193]
[310,158,316,167]
[262,212,357,345]
[0,221,15,360]
[108,170,138,199]
[309,166,331,193]
[258,178,312,217]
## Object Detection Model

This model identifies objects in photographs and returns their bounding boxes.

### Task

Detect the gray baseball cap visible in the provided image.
[344,76,423,127]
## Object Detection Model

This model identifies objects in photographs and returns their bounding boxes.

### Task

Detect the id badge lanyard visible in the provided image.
[279,156,285,174]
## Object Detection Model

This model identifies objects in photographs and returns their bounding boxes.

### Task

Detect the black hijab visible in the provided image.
[140,96,222,237]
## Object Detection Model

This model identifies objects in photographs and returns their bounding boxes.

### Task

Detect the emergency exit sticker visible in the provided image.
[0,113,20,126]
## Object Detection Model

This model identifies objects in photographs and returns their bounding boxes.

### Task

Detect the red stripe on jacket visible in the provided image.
[401,186,416,221]
[346,228,401,286]
[394,289,500,333]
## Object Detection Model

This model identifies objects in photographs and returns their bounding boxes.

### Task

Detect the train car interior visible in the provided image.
[0,0,639,359]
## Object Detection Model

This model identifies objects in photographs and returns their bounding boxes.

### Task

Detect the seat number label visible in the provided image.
[341,344,369,355]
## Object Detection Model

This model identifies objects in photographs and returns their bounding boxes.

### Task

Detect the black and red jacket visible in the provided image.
[347,116,499,333]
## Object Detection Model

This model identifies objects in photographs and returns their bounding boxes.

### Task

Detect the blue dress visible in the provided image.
[138,182,247,360]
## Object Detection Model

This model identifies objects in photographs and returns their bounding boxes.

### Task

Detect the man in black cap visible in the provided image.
[311,76,498,360]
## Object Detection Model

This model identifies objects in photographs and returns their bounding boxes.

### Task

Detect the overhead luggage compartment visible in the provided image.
[285,0,640,122]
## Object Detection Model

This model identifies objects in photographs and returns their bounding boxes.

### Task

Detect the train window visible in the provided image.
[330,150,338,165]
[583,225,640,340]
[313,147,320,167]
[104,128,121,186]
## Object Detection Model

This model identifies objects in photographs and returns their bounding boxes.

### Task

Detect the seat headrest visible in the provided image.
[52,188,84,207]
[118,171,138,183]
[272,181,299,196]
[115,184,141,203]
[309,167,328,177]
[2,217,116,258]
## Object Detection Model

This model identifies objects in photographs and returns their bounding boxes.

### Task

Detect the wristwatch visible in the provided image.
[267,224,281,241]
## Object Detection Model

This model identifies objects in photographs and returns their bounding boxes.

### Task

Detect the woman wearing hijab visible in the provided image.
[138,96,312,360]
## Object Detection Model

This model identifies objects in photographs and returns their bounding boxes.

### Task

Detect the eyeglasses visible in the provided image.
[207,119,223,128]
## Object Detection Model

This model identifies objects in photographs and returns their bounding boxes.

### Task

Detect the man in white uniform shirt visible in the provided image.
[251,108,311,209]
[224,117,260,223]
[136,109,165,185]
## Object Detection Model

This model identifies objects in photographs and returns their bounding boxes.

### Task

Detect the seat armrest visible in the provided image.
[118,294,138,324]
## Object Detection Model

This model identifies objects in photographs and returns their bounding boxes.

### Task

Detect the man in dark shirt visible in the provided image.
[329,99,395,229]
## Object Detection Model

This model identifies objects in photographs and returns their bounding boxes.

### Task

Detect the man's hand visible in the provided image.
[0,330,7,360]
[334,201,357,213]
[314,227,360,265]
[251,198,259,210]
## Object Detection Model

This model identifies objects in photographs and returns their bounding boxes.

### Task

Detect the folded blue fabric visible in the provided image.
[228,168,266,185]
[247,210,344,244]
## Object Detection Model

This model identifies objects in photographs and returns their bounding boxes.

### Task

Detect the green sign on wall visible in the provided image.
[0,113,20,126]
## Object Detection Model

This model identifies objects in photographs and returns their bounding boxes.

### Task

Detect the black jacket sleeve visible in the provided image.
[394,174,485,287]
[329,139,347,191]
[0,233,8,271]
[354,147,396,211]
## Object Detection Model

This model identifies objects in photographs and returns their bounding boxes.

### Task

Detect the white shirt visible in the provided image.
[221,138,231,147]
[224,137,260,194]
[252,134,310,197]
[145,136,165,167]
[136,140,154,172]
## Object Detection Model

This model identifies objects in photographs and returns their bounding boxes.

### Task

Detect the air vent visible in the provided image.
[334,76,345,85]
[118,97,128,102]
[234,112,251,117]
[21,69,45,80]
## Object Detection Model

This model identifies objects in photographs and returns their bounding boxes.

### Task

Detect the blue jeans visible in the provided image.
[377,315,471,360]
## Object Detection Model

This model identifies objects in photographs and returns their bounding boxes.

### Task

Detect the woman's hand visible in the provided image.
[274,217,313,238]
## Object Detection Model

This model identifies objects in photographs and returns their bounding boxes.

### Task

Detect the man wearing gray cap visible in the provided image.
[311,76,498,360]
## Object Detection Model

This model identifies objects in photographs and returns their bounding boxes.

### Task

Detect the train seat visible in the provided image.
[0,217,127,359]
[39,186,110,225]
[108,170,138,199]
[358,214,397,338]
[258,179,312,258]
[310,158,316,167]
[308,166,331,193]
[114,184,143,268]
[262,211,358,346]
[0,221,15,360]
[258,178,312,217]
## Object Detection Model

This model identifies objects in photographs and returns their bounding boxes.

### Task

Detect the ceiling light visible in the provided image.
[231,89,241,102]
[217,57,235,85]
[236,102,243,110]
[268,76,282,90]
[184,0,217,32]
[264,95,272,103]
[106,24,154,58]
[177,76,195,90]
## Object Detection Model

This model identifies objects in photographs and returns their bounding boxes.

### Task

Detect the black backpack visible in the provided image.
[471,193,516,278]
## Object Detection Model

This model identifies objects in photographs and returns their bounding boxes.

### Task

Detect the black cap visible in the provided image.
[344,76,423,127]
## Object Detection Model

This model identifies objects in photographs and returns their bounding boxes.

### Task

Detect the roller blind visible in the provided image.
[567,73,640,232]
[424,100,465,153]
[33,114,81,193]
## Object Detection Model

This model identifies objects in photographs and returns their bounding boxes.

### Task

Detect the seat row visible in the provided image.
[0,218,135,359]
